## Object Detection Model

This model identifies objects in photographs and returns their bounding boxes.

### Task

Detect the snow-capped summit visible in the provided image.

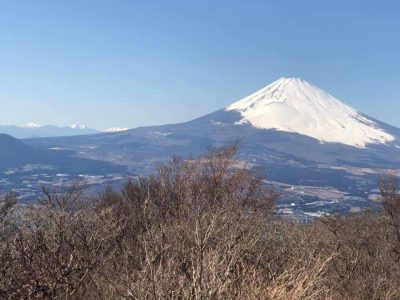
[103,127,129,133]
[23,122,42,129]
[69,124,87,130]
[0,123,99,138]
[226,77,394,147]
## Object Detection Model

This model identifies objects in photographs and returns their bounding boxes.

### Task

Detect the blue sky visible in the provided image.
[0,0,399,129]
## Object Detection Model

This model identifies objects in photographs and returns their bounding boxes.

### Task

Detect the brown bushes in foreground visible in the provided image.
[1,147,400,299]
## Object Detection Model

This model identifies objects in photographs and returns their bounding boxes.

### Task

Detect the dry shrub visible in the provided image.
[0,185,122,299]
[319,213,400,299]
[99,146,277,299]
[379,174,400,255]
[1,149,400,299]
[265,254,335,300]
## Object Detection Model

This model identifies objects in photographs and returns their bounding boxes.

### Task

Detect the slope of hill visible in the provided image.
[0,134,127,201]
[0,134,33,159]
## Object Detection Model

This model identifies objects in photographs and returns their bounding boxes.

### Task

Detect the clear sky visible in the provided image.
[1,0,399,130]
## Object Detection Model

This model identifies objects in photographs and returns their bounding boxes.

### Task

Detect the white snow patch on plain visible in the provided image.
[49,147,70,151]
[304,211,325,218]
[150,131,172,137]
[226,77,394,147]
[211,120,222,126]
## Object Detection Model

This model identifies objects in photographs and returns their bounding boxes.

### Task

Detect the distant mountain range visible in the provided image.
[3,77,400,217]
[0,123,129,138]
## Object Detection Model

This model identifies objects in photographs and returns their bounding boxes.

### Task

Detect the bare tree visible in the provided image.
[2,148,400,299]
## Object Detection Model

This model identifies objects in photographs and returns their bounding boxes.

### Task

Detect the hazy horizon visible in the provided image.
[1,1,400,129]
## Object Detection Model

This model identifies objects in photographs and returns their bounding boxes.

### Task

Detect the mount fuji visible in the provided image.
[20,78,400,216]
[226,78,394,148]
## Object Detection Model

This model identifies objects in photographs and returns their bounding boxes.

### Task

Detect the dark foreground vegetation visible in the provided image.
[1,146,400,299]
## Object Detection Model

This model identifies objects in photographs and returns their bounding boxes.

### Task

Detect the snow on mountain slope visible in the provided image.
[0,124,99,138]
[226,77,394,147]
[23,122,42,128]
[103,127,129,132]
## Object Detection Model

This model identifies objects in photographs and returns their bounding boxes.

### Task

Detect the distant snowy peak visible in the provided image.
[69,124,87,130]
[23,122,42,129]
[20,123,88,130]
[0,122,130,138]
[0,123,99,138]
[103,127,129,133]
[226,77,394,148]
